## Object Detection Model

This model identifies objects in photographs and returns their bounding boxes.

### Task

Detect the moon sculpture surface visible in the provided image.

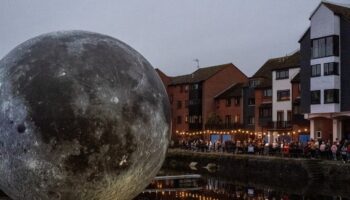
[0,31,171,200]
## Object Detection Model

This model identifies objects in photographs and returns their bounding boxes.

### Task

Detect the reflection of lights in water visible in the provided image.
[134,174,344,200]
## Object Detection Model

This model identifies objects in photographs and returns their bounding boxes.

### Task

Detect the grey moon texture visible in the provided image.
[0,31,171,200]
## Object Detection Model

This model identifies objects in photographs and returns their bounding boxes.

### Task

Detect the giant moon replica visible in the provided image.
[0,31,171,200]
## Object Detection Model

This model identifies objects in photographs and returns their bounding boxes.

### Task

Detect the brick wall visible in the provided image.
[168,84,189,135]
[214,97,242,125]
[202,65,247,129]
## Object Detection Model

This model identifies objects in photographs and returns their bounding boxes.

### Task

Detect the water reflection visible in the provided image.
[134,171,348,200]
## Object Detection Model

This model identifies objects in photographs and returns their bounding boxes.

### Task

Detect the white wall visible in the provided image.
[310,4,340,39]
[310,57,341,91]
[272,68,300,121]
[309,4,341,114]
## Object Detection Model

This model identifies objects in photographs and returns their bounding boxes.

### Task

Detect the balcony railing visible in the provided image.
[205,123,244,130]
[267,121,292,130]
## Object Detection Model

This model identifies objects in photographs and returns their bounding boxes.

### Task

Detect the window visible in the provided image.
[326,37,333,56]
[324,89,339,103]
[248,116,255,125]
[287,110,292,122]
[189,115,202,124]
[234,97,240,106]
[276,70,289,80]
[312,39,319,58]
[177,116,182,124]
[250,79,260,88]
[311,64,321,77]
[185,115,189,123]
[311,90,321,104]
[248,98,255,105]
[259,107,272,118]
[189,99,201,106]
[177,101,182,109]
[277,90,290,101]
[225,115,232,124]
[263,89,272,97]
[316,131,322,138]
[192,84,199,90]
[324,62,339,76]
[234,115,240,123]
[312,35,339,58]
[293,105,301,115]
[189,115,196,123]
[277,111,284,122]
[226,98,231,107]
[184,85,189,92]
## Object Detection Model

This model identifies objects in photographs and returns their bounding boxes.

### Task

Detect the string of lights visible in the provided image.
[176,128,309,137]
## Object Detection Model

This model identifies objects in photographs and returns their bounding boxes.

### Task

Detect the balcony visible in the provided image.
[205,122,244,130]
[267,121,292,130]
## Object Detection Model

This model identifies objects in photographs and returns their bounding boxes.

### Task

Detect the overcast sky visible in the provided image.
[1,0,349,77]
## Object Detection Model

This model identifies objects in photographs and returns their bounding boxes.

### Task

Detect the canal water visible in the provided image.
[134,168,349,200]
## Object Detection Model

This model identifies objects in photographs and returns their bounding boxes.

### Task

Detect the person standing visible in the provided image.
[347,143,350,163]
[341,144,347,163]
[331,142,338,161]
[320,141,326,159]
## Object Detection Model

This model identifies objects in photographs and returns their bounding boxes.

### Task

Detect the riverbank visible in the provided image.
[164,149,350,197]
[1,149,349,199]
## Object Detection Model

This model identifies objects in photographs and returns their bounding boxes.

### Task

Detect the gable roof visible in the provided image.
[324,2,350,21]
[169,63,238,85]
[252,51,300,80]
[214,83,243,99]
[310,2,350,21]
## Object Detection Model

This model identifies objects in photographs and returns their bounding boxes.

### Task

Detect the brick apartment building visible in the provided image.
[239,51,310,142]
[155,2,349,143]
[211,83,244,130]
[156,63,248,138]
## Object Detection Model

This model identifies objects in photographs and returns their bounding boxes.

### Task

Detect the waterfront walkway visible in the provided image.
[168,147,350,164]
[166,148,350,183]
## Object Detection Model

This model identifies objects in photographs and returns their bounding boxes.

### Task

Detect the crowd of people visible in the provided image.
[175,138,350,163]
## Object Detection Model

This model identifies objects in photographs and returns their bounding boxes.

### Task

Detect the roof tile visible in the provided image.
[170,63,233,85]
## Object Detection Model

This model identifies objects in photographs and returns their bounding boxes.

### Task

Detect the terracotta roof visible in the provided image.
[291,72,300,83]
[170,74,193,85]
[214,83,243,99]
[170,63,234,85]
[252,51,300,79]
[323,2,350,21]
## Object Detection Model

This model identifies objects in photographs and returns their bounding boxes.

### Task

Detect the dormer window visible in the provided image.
[249,79,260,88]
[276,70,289,80]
